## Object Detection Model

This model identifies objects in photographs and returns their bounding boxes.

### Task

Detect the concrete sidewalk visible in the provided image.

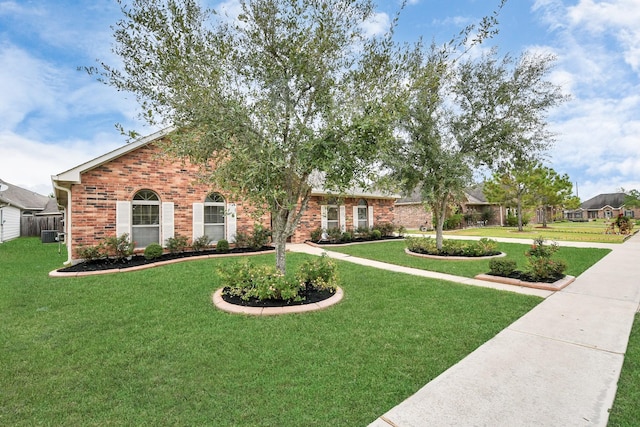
[289,234,640,426]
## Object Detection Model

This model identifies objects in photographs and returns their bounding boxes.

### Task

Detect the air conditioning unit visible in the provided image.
[41,230,58,243]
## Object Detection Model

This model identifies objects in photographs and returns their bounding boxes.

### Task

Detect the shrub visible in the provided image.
[524,237,567,281]
[165,234,189,254]
[406,236,499,257]
[144,243,164,260]
[326,227,342,243]
[103,233,135,261]
[370,229,382,240]
[233,231,251,249]
[397,225,406,237]
[296,254,339,292]
[443,213,463,230]
[310,227,323,242]
[191,235,211,252]
[249,224,271,249]
[489,258,517,277]
[216,239,230,253]
[373,222,395,237]
[355,226,370,238]
[341,231,353,242]
[218,260,302,302]
[76,244,104,261]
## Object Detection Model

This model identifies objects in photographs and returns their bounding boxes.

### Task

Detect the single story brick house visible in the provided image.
[394,184,505,230]
[51,128,397,263]
[564,192,640,220]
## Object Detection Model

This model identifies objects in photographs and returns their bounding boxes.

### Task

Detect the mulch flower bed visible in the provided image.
[221,288,336,307]
[57,246,273,273]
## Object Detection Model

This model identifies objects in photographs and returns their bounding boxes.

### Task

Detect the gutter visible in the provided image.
[51,178,72,265]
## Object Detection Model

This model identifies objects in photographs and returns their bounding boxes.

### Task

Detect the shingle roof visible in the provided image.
[580,193,626,210]
[0,178,51,211]
[396,184,492,205]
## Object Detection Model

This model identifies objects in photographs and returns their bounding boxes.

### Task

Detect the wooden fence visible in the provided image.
[21,215,63,237]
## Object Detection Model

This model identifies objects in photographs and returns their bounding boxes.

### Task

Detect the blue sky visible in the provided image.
[1,0,639,201]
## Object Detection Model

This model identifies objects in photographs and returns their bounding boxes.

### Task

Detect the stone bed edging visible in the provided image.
[404,248,506,261]
[474,273,576,291]
[48,249,276,277]
[212,287,344,316]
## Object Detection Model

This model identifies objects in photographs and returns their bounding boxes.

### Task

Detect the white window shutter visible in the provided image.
[193,203,204,241]
[162,202,174,245]
[321,205,328,230]
[368,205,374,228]
[226,203,237,243]
[352,206,358,228]
[339,205,346,232]
[116,201,131,237]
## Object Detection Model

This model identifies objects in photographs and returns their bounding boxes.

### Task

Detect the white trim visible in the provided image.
[321,205,328,231]
[367,205,374,228]
[352,206,359,229]
[339,205,346,232]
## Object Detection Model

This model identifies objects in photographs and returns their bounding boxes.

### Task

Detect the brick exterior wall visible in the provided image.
[68,141,397,256]
[292,196,396,242]
[69,143,266,252]
[394,203,432,230]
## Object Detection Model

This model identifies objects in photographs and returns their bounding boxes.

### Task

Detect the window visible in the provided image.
[326,206,339,230]
[357,199,368,229]
[624,210,635,218]
[132,190,160,248]
[204,192,225,242]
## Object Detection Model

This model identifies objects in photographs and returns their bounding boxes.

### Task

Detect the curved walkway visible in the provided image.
[288,234,640,426]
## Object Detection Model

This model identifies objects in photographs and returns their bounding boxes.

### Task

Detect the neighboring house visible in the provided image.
[51,128,397,263]
[565,192,640,220]
[394,184,505,230]
[0,178,61,243]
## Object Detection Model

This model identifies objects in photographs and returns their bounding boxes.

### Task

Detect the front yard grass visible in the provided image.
[608,312,640,426]
[1,238,541,426]
[326,240,611,279]
[410,220,634,243]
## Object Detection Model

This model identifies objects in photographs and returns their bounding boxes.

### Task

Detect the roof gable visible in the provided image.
[580,193,626,210]
[0,178,50,211]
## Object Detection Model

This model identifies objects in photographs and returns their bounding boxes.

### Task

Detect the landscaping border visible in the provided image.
[48,249,276,277]
[212,286,344,316]
[474,273,575,291]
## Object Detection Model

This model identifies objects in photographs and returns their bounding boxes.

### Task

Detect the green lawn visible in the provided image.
[409,220,635,244]
[326,240,611,279]
[1,238,542,426]
[609,312,640,426]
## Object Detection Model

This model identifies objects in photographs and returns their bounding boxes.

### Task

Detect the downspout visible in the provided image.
[52,179,72,265]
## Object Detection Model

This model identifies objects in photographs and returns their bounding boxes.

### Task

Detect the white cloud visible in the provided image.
[361,11,391,37]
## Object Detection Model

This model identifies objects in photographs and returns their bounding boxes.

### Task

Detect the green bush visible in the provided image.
[506,213,530,227]
[76,243,105,261]
[370,229,382,240]
[443,213,463,230]
[372,222,395,237]
[103,233,135,261]
[326,227,342,243]
[249,224,271,249]
[218,260,302,302]
[216,239,230,253]
[233,231,251,249]
[406,237,499,257]
[144,243,164,260]
[191,235,211,252]
[165,234,189,254]
[526,257,567,281]
[310,227,323,242]
[341,231,353,242]
[296,254,339,292]
[489,258,517,276]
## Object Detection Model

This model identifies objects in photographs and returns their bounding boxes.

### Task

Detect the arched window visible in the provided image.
[132,190,160,248]
[204,192,225,242]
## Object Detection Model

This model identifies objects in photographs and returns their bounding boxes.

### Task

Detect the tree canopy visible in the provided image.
[91,0,403,273]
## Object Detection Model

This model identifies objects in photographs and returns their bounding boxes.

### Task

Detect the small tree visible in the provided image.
[90,0,404,274]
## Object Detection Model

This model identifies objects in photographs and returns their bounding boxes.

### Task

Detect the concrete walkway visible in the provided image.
[288,234,640,426]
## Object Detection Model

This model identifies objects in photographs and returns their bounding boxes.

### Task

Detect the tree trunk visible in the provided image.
[273,230,287,275]
[542,206,548,227]
[517,195,523,232]
[431,196,448,251]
